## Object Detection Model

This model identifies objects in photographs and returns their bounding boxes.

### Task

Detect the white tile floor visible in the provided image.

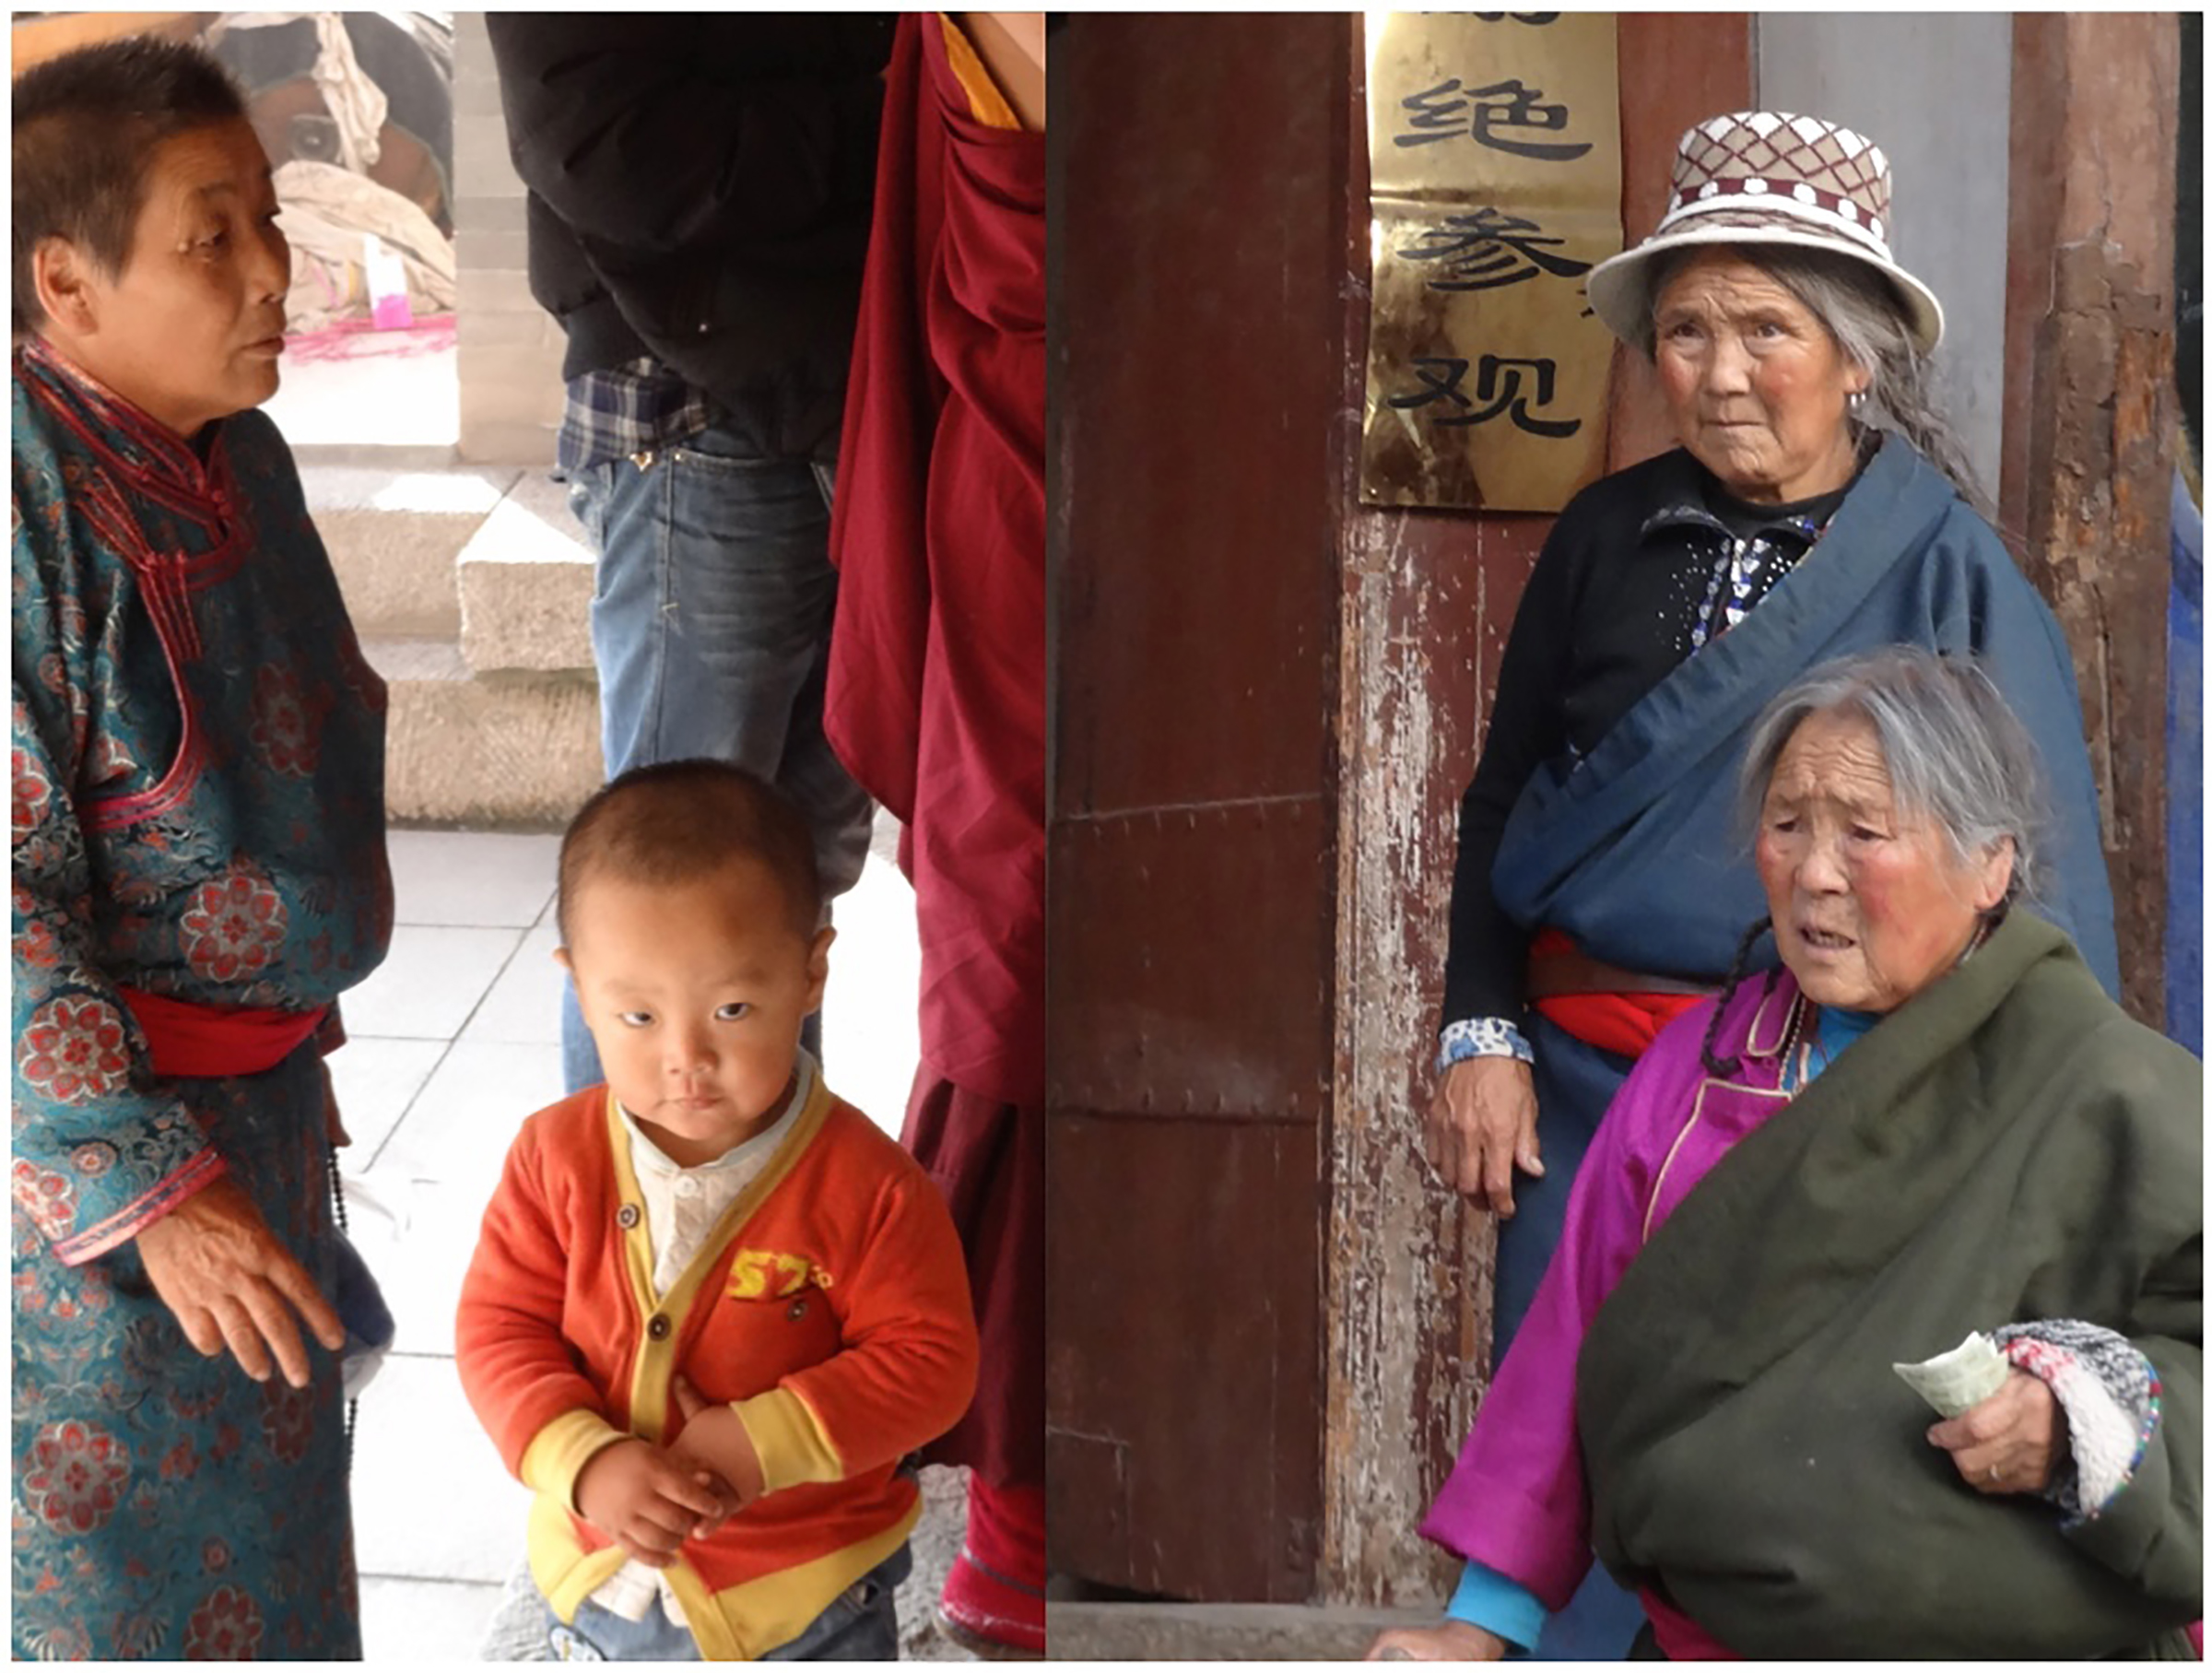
[334,816,923,1659]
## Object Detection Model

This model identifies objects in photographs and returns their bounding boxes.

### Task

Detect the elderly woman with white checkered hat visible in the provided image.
[1411,111,2131,1658]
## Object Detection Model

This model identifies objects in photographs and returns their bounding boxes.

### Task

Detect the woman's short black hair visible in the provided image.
[12,36,249,336]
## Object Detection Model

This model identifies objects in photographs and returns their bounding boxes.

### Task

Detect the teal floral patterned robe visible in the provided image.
[11,337,392,1659]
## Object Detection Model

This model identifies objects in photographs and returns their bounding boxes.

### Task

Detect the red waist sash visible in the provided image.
[1526,929,1711,1061]
[116,986,327,1079]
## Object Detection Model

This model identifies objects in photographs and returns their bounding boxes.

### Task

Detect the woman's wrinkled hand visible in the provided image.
[1365,1621,1508,1661]
[134,1177,345,1389]
[1928,1368,2065,1495]
[1426,1056,1542,1216]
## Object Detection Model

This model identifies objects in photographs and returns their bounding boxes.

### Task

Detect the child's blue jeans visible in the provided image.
[538,1544,912,1661]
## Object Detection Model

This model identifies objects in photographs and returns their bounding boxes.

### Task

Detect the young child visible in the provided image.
[456,760,979,1660]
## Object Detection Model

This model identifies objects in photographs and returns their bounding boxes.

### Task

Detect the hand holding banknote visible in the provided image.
[1900,1333,2063,1496]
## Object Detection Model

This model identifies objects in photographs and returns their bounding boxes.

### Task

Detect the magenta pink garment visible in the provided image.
[825,15,1044,1109]
[1418,974,1808,1654]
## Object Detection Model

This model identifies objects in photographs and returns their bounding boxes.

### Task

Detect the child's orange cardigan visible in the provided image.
[456,1077,979,1658]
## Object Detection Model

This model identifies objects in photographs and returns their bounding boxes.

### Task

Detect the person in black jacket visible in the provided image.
[485,14,891,1092]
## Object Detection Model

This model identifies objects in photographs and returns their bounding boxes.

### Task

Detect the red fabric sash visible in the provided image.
[1526,929,1709,1061]
[116,986,326,1079]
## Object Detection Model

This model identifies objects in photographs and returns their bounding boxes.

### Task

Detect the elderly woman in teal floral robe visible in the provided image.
[12,39,390,1659]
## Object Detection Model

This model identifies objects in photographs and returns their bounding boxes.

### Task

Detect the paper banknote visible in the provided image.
[1892,1331,2010,1418]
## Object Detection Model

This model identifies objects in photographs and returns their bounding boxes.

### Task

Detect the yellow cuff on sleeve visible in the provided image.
[519,1409,629,1513]
[734,1387,843,1491]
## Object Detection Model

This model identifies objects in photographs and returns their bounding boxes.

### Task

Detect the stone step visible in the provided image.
[302,464,520,641]
[455,468,595,675]
[1043,1602,1436,1662]
[362,636,600,829]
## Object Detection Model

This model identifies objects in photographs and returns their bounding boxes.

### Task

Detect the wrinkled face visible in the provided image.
[559,860,831,1167]
[1754,710,2013,1014]
[1653,247,1866,504]
[47,119,290,438]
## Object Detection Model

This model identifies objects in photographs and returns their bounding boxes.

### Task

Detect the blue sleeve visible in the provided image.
[1444,1560,1546,1655]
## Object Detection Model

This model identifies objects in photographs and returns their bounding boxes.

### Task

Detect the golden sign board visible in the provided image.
[1360,12,1623,512]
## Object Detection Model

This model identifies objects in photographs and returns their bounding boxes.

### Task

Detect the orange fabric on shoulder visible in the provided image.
[937,14,1024,131]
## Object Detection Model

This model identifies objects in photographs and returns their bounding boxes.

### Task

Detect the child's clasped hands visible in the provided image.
[573,1375,769,1568]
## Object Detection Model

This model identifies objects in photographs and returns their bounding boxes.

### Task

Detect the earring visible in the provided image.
[1847,387,1869,416]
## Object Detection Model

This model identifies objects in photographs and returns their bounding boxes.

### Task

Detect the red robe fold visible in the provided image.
[826,13,1044,1490]
[828,12,1043,1113]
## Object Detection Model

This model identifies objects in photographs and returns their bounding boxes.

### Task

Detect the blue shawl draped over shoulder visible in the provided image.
[1490,437,2122,999]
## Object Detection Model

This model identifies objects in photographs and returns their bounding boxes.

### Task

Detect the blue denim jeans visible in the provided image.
[559,422,875,1092]
[538,1545,911,1661]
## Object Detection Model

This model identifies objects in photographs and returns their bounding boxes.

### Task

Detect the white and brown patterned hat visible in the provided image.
[1586,111,1945,354]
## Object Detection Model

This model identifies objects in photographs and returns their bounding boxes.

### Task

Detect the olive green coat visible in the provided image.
[1580,912,2201,1657]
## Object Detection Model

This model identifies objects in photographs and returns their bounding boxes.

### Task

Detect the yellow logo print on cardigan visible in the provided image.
[726,1249,831,1300]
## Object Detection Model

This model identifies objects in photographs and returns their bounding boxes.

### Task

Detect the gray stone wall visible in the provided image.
[1757,14,2013,503]
[453,12,563,465]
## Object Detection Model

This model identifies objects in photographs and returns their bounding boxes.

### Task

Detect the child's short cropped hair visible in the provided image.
[557,760,822,944]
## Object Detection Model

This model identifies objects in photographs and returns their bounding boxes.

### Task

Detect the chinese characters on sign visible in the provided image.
[1360,12,1622,511]
[1387,355,1583,438]
[1396,207,1594,292]
[1394,78,1594,160]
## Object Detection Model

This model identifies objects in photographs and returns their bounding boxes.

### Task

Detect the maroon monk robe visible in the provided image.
[824,11,1043,1496]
